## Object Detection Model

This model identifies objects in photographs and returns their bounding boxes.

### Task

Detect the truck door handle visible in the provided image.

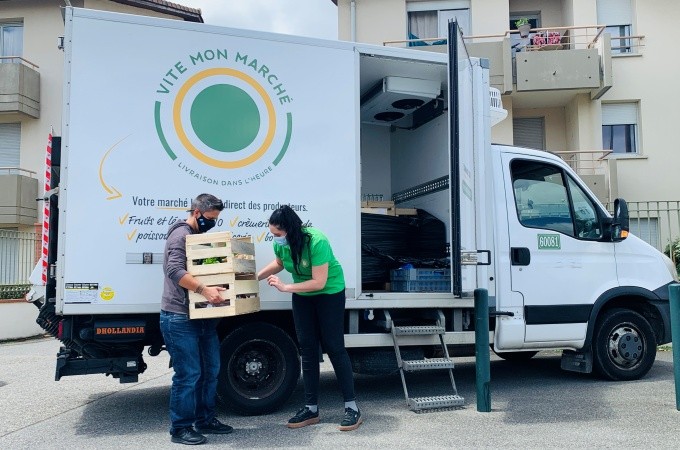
[490,311,515,317]
[511,247,530,266]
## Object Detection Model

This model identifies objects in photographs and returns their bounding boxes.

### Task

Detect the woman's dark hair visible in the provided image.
[268,205,309,274]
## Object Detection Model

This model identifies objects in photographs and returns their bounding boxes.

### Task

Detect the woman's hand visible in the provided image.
[266,275,289,293]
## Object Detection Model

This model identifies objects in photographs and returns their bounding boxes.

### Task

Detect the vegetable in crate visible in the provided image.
[200,257,220,264]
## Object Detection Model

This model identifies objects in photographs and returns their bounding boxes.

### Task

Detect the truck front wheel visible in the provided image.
[592,308,656,381]
[217,322,300,415]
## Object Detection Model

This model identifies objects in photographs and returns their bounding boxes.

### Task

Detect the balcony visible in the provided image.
[383,25,630,103]
[0,168,39,226]
[0,57,40,118]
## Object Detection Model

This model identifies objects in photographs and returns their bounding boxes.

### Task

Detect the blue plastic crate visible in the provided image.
[390,268,451,292]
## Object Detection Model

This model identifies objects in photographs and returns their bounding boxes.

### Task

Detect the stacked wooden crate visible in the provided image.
[185,231,260,319]
[360,201,417,216]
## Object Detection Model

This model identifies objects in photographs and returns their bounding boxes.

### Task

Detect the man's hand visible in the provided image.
[202,285,227,304]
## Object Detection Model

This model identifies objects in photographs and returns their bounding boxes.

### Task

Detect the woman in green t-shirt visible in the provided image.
[257,205,362,431]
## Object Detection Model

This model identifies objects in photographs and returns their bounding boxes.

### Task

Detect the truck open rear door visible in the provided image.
[448,20,483,297]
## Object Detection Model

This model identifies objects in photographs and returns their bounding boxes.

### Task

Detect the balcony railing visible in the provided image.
[605,201,680,259]
[0,229,39,288]
[549,150,612,176]
[383,25,644,53]
[0,56,39,69]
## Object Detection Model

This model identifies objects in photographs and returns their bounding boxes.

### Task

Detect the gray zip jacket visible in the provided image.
[161,220,195,314]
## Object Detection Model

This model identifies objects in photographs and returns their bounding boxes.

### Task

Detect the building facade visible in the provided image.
[0,0,201,339]
[335,0,680,249]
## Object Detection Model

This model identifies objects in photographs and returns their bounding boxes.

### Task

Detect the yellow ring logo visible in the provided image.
[173,68,276,169]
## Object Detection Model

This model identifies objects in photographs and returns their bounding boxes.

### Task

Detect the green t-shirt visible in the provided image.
[273,227,345,296]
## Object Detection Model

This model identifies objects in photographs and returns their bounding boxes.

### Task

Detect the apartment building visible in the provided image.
[335,0,680,250]
[0,0,201,338]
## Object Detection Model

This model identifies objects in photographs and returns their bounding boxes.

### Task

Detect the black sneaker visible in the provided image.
[287,406,320,429]
[195,418,233,435]
[171,427,207,445]
[338,407,363,431]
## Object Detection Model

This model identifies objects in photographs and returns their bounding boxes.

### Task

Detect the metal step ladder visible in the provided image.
[389,312,464,412]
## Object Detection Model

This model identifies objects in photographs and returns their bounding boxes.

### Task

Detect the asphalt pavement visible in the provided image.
[1,336,679,449]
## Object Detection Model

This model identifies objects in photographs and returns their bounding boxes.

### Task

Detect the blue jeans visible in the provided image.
[160,310,221,434]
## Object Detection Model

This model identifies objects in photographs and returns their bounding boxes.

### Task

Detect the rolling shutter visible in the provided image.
[513,117,545,150]
[601,103,637,125]
[0,123,21,167]
[597,0,633,26]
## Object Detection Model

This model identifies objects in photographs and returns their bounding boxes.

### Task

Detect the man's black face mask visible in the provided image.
[197,213,216,233]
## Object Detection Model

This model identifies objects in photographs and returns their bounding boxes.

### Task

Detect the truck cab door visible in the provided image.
[495,153,617,349]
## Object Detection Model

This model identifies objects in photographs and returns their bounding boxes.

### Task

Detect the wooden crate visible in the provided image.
[186,232,260,319]
[361,205,418,216]
[186,232,256,276]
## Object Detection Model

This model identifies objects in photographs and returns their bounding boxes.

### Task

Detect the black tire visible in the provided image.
[217,322,300,415]
[493,350,538,362]
[592,308,657,381]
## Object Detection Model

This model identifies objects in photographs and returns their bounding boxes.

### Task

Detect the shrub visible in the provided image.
[0,284,31,300]
[663,237,680,273]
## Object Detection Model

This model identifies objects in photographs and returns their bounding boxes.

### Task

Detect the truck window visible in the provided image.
[567,176,603,240]
[510,159,603,240]
[511,159,574,236]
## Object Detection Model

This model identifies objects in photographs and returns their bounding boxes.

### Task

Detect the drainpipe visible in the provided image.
[350,0,356,42]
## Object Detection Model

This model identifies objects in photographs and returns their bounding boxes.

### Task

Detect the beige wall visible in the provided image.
[470,0,508,36]
[599,0,680,201]
[339,0,680,204]
[338,0,407,44]
[0,0,183,226]
[0,302,44,340]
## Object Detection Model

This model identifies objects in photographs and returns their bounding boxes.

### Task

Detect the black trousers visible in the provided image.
[292,291,356,405]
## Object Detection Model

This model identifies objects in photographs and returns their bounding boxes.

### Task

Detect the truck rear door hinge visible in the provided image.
[461,250,491,265]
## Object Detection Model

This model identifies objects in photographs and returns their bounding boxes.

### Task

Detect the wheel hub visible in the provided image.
[616,331,642,362]
[245,359,263,375]
[608,325,644,367]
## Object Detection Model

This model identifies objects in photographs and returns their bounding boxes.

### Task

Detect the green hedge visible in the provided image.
[664,238,680,274]
[0,284,31,300]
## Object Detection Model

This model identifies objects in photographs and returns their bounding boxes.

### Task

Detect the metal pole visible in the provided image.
[669,284,680,410]
[474,288,491,412]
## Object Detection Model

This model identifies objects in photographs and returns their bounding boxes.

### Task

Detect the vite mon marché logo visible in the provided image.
[154,49,293,186]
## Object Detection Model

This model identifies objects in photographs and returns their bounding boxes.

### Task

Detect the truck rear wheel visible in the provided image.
[592,308,656,381]
[217,322,300,415]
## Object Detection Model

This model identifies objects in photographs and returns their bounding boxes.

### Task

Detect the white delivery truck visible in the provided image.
[32,7,676,414]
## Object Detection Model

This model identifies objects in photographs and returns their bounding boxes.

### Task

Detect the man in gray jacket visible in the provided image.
[160,193,232,445]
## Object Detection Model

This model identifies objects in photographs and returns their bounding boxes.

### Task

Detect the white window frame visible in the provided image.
[601,102,640,156]
[597,0,635,55]
[0,21,23,60]
[406,0,471,42]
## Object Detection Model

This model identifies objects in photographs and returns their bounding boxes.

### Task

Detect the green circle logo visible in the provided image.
[190,84,260,152]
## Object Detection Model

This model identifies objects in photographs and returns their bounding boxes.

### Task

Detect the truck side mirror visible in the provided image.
[611,198,630,242]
